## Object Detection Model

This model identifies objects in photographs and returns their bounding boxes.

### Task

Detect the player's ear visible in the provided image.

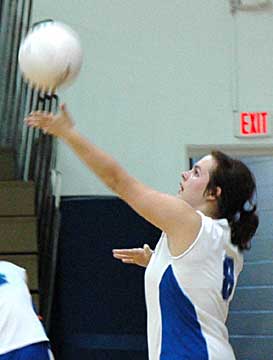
[206,186,221,201]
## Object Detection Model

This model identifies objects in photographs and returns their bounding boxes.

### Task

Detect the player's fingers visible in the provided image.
[121,258,135,264]
[60,103,68,115]
[143,244,151,251]
[112,249,136,255]
[42,127,49,134]
[25,115,53,128]
[28,110,40,116]
[112,253,131,260]
[24,119,41,128]
[25,119,43,129]
[143,244,152,255]
[29,110,51,117]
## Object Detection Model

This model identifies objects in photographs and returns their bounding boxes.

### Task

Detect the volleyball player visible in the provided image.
[26,105,258,359]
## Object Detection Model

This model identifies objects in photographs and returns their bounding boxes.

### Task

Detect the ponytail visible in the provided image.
[229,205,259,251]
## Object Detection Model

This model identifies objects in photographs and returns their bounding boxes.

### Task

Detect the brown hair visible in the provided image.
[205,150,259,251]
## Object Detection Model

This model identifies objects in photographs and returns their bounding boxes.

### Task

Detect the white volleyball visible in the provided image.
[18,21,83,92]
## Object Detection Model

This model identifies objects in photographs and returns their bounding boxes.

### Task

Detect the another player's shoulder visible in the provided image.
[0,261,26,278]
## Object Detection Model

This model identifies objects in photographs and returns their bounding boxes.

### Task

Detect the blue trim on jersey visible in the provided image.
[0,273,8,286]
[159,265,209,360]
[0,342,50,360]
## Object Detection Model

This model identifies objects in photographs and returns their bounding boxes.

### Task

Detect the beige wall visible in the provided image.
[32,1,273,195]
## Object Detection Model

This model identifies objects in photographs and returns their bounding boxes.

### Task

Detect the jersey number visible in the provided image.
[222,256,234,301]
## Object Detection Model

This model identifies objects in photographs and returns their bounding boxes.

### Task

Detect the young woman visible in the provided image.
[0,261,54,359]
[26,105,258,360]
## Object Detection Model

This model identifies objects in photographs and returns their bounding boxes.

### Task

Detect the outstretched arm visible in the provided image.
[113,244,153,268]
[25,105,201,256]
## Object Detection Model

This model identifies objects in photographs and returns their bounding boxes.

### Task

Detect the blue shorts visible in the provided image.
[0,342,52,360]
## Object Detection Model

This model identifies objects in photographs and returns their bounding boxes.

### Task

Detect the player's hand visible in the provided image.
[112,244,153,268]
[25,103,74,139]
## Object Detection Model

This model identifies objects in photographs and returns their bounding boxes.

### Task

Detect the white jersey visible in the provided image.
[0,261,49,355]
[145,210,243,360]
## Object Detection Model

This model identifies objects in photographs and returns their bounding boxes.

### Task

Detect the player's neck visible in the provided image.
[196,203,218,219]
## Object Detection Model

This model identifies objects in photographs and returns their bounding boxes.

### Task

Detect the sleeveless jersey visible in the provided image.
[145,210,243,360]
[0,261,49,355]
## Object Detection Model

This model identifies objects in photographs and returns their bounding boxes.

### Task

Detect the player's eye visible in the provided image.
[194,167,200,176]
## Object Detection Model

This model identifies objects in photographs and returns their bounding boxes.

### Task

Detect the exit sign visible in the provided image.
[234,112,272,138]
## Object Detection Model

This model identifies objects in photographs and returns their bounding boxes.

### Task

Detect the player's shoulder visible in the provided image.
[198,210,229,233]
[203,214,244,270]
[195,211,231,251]
[197,210,229,228]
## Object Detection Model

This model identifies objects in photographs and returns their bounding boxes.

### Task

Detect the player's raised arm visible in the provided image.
[25,104,201,255]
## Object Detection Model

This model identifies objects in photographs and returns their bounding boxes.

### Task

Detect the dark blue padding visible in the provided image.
[63,334,147,351]
[50,196,161,359]
[159,265,209,360]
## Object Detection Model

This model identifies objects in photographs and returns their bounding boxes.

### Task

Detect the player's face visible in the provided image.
[178,155,217,208]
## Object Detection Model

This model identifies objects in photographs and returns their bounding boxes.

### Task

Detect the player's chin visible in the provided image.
[176,191,183,199]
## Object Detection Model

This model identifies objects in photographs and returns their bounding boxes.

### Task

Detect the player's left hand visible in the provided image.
[112,244,153,268]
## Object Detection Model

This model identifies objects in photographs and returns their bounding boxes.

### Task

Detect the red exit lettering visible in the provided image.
[240,112,268,135]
